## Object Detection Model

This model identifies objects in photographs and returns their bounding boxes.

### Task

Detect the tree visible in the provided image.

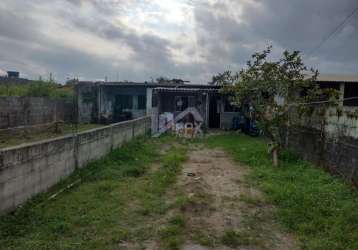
[210,71,238,85]
[156,77,189,85]
[220,46,338,166]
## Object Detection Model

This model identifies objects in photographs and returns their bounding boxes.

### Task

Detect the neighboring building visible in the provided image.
[0,71,32,85]
[316,74,358,107]
[7,71,20,78]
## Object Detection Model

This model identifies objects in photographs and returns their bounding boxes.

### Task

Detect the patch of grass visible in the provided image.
[239,194,263,207]
[191,230,217,247]
[179,185,215,214]
[160,214,186,250]
[207,134,358,250]
[221,230,258,247]
[0,136,187,249]
[169,214,186,227]
[0,81,74,100]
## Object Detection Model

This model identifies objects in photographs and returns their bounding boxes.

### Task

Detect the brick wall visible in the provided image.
[0,116,151,214]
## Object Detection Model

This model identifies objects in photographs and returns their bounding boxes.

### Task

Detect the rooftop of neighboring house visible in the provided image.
[76,74,358,89]
[316,74,358,83]
[76,80,220,89]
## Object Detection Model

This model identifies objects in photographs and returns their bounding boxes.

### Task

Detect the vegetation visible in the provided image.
[207,133,358,250]
[2,133,357,249]
[0,80,74,101]
[0,136,188,249]
[221,230,258,247]
[215,46,338,166]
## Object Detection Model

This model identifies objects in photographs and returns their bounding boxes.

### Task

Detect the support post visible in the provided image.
[205,93,210,127]
[339,82,345,107]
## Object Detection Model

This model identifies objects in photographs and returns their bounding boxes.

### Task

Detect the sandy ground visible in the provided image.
[179,145,296,250]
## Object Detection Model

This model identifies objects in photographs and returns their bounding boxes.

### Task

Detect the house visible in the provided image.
[75,81,239,130]
[316,74,358,107]
[76,81,155,124]
[0,71,32,85]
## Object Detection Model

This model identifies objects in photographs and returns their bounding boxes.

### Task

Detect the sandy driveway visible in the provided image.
[178,145,296,250]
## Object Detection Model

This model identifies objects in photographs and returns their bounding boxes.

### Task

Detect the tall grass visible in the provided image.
[206,134,358,250]
[0,81,73,100]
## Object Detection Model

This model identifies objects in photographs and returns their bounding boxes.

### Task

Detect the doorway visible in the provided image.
[209,95,220,128]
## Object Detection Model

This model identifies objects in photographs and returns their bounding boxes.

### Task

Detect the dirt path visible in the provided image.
[178,145,296,250]
[117,141,296,250]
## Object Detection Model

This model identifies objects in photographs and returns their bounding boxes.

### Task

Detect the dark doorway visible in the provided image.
[113,95,133,122]
[209,95,220,128]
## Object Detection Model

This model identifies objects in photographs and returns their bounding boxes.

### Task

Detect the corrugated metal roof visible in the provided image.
[77,81,221,88]
[153,87,219,93]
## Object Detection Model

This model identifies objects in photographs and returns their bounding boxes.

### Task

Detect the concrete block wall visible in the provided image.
[0,96,73,130]
[288,106,358,186]
[288,126,358,186]
[325,107,358,139]
[0,116,151,214]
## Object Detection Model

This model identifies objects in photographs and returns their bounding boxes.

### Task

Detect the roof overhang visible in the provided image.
[312,74,358,83]
[153,87,219,93]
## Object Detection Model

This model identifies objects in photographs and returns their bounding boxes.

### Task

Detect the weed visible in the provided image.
[191,230,217,247]
[221,230,258,247]
[239,194,263,207]
[160,214,186,250]
[0,81,74,100]
[169,214,185,227]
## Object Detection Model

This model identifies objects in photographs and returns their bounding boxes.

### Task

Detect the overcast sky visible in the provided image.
[0,0,357,83]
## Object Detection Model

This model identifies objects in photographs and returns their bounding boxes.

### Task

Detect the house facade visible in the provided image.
[75,81,239,130]
[75,74,358,132]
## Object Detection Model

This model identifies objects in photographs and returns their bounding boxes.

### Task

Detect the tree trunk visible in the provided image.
[272,147,279,167]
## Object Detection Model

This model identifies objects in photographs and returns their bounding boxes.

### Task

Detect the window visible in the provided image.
[152,93,158,107]
[116,95,133,110]
[138,95,146,109]
[175,96,189,111]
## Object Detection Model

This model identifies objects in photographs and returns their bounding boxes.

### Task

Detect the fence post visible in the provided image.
[132,120,135,139]
[74,134,79,169]
[110,125,114,150]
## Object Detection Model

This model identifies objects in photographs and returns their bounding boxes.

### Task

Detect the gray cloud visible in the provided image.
[0,0,357,83]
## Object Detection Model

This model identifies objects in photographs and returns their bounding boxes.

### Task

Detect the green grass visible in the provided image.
[0,81,73,100]
[221,230,258,247]
[160,214,186,250]
[0,136,187,249]
[206,133,358,250]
